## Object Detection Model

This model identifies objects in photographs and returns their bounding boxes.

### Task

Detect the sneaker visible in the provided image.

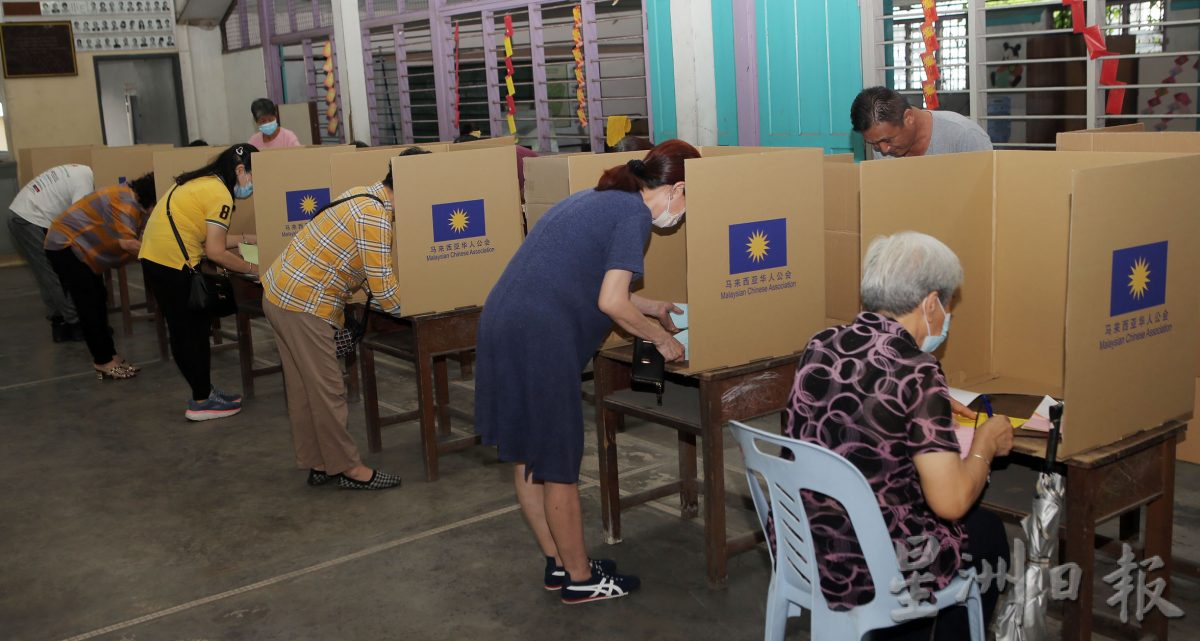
[337,470,401,490]
[212,387,243,404]
[185,391,242,421]
[544,557,618,590]
[561,568,641,604]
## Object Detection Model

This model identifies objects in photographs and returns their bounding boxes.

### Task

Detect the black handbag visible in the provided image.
[312,193,386,358]
[631,337,666,405]
[162,185,238,318]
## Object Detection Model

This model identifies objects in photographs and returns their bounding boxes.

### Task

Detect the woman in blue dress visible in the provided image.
[475,140,698,604]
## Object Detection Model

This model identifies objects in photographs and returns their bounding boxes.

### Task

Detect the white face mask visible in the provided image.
[652,190,685,229]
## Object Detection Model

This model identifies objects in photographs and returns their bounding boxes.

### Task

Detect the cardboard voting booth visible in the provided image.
[328,144,449,196]
[19,145,94,186]
[90,145,173,190]
[389,146,524,315]
[860,150,1200,458]
[251,145,352,271]
[278,102,317,146]
[523,150,647,239]
[449,135,517,151]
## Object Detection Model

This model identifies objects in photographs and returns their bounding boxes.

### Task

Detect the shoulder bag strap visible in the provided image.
[161,184,195,272]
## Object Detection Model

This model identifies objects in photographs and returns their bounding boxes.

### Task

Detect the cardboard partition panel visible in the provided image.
[252,145,353,271]
[278,102,316,146]
[824,157,860,324]
[328,144,449,196]
[448,135,516,150]
[681,148,825,373]
[861,150,1200,457]
[1057,131,1200,152]
[522,151,644,207]
[1062,156,1200,457]
[1075,123,1145,134]
[22,145,95,186]
[391,146,524,315]
[90,144,173,190]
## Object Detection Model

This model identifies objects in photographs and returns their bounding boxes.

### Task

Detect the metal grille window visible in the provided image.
[356,0,649,151]
[222,0,262,52]
[862,0,1200,149]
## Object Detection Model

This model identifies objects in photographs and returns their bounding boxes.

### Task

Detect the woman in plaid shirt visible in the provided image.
[44,173,157,380]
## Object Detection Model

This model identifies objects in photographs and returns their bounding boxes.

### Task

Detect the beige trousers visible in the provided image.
[264,300,362,475]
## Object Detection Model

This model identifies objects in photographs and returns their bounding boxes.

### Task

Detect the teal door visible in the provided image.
[756,0,863,153]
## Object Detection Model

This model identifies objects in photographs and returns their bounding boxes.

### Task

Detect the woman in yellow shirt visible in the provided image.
[139,144,258,421]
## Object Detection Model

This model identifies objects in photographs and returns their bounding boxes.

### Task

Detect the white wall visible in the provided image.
[669,0,717,146]
[177,24,233,145]
[223,47,269,145]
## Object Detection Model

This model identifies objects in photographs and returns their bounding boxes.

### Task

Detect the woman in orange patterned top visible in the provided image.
[44,173,157,380]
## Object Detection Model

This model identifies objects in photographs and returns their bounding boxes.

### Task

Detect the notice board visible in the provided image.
[1,22,76,78]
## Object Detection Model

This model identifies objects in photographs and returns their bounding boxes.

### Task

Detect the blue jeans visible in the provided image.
[6,211,78,323]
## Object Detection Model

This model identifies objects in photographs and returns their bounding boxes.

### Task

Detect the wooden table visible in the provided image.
[360,307,480,482]
[984,421,1185,641]
[593,345,802,586]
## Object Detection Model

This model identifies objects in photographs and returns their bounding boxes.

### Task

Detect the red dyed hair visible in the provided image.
[596,139,700,193]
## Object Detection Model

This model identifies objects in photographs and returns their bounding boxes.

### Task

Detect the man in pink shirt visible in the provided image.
[247,98,302,149]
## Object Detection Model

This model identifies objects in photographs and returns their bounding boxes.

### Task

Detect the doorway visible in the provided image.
[93,54,188,146]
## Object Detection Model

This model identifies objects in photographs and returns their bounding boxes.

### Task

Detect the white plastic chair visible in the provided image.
[729,421,984,641]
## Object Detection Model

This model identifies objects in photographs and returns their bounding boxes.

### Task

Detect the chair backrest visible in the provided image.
[730,420,911,618]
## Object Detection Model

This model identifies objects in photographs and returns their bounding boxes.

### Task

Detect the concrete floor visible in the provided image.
[2,263,1199,641]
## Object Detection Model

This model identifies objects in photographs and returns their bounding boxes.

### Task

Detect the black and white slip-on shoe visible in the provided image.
[337,470,402,490]
[561,569,640,604]
[544,557,618,590]
[307,469,334,486]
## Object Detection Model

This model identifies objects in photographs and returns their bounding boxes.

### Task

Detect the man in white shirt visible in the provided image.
[7,163,95,341]
[851,86,992,159]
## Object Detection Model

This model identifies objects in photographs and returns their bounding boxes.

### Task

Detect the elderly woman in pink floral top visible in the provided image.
[785,231,1014,641]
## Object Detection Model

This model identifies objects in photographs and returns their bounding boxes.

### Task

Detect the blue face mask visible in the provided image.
[233,181,253,199]
[920,298,951,353]
[258,120,279,137]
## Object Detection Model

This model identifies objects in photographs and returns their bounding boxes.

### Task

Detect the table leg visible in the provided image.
[235,311,255,399]
[117,266,133,337]
[1141,436,1178,640]
[594,355,628,545]
[678,432,699,520]
[415,336,440,482]
[458,351,474,379]
[344,349,360,403]
[435,356,451,437]
[360,346,383,453]
[698,380,728,587]
[1064,466,1097,641]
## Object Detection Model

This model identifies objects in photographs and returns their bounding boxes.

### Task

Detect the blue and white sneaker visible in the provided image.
[212,387,243,404]
[544,557,618,590]
[561,568,641,604]
[185,391,242,422]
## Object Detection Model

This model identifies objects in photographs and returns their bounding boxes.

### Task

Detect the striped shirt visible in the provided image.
[44,185,150,274]
[263,182,402,327]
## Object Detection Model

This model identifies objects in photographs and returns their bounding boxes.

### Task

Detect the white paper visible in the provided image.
[670,303,689,360]
[948,387,981,407]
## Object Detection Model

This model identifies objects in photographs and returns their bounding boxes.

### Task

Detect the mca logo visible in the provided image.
[1110,241,1167,317]
[432,199,486,242]
[285,188,331,222]
[728,218,787,275]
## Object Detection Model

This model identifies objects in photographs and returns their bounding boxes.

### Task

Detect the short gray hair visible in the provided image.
[860,232,963,315]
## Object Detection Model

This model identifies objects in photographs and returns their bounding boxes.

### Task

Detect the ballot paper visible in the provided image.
[239,242,260,265]
[670,303,689,360]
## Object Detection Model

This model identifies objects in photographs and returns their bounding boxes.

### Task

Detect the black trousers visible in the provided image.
[45,248,117,365]
[141,259,212,401]
[870,507,1011,641]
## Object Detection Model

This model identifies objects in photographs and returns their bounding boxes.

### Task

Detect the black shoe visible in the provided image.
[65,322,85,342]
[51,317,67,343]
[561,568,641,604]
[544,557,618,590]
[307,469,334,486]
[337,470,401,490]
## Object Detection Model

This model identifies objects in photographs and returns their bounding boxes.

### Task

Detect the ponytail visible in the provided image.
[596,139,700,193]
